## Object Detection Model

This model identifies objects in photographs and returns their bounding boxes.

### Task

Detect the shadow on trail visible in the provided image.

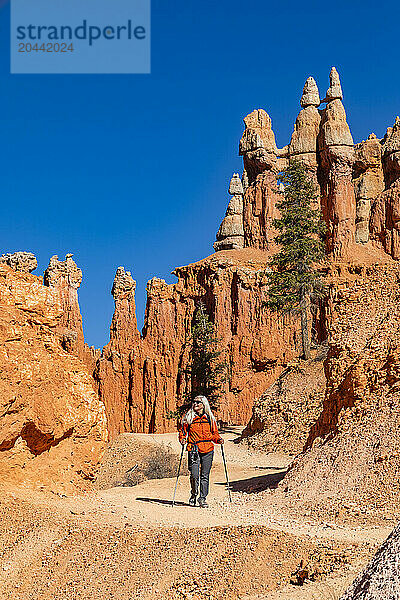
[220,426,241,434]
[254,466,287,471]
[136,497,187,507]
[216,470,287,494]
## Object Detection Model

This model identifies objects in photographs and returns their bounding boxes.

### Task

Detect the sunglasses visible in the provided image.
[192,401,203,405]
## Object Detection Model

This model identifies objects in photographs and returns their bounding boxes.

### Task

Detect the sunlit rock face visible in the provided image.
[96,250,299,436]
[0,262,107,492]
[97,67,400,436]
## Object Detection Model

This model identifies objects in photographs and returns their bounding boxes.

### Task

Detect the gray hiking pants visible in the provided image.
[188,450,214,499]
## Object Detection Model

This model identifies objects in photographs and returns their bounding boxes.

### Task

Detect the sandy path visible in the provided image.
[15,429,391,546]
[1,430,392,600]
[93,431,392,545]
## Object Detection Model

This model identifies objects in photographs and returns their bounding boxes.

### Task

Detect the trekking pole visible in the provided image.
[221,445,232,503]
[172,442,186,507]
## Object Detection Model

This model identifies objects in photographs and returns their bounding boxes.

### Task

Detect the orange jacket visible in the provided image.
[178,414,222,454]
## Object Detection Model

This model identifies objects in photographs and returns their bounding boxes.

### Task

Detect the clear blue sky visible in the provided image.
[1,0,399,348]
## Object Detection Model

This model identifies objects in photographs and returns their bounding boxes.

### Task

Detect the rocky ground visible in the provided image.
[241,346,328,455]
[1,429,394,600]
[3,68,400,599]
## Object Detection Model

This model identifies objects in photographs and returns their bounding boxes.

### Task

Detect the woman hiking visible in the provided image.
[178,395,224,508]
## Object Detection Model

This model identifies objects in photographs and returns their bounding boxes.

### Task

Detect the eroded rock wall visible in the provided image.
[98,67,400,436]
[241,346,327,455]
[0,262,107,492]
[97,250,301,435]
[281,255,400,516]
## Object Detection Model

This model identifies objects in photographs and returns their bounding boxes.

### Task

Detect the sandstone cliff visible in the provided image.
[97,67,400,436]
[97,249,300,437]
[0,256,107,492]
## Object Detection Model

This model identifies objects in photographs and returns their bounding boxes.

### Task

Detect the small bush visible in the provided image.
[141,444,180,480]
[118,443,180,487]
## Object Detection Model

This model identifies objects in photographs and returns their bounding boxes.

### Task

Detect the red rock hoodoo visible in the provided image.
[0,255,107,492]
[96,67,400,436]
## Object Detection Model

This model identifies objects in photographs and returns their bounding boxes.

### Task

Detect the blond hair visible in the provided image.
[182,395,216,426]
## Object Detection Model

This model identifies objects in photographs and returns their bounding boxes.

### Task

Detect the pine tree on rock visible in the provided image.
[266,161,327,359]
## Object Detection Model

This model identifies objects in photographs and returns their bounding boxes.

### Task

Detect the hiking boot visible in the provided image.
[198,498,208,508]
[189,495,197,507]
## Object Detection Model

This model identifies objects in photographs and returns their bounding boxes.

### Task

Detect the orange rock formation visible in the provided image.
[97,67,400,436]
[97,251,299,437]
[5,67,400,457]
[0,257,107,492]
[281,254,400,515]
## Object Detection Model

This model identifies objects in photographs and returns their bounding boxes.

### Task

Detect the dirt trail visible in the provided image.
[81,430,392,543]
[0,429,392,600]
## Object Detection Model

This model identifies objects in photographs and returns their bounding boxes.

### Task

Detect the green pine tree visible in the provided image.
[180,301,227,415]
[266,161,327,359]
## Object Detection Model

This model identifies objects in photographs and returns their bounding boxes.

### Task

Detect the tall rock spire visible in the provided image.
[370,117,400,257]
[318,67,356,256]
[300,76,320,108]
[324,66,343,101]
[214,173,245,251]
[320,68,353,147]
[43,254,85,357]
[354,133,384,244]
[382,115,400,186]
[289,76,321,174]
[110,266,138,347]
[239,109,278,183]
[96,265,140,438]
[238,109,281,250]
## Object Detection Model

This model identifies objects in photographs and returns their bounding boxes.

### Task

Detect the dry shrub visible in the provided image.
[95,435,181,490]
[142,444,180,480]
[119,443,180,487]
